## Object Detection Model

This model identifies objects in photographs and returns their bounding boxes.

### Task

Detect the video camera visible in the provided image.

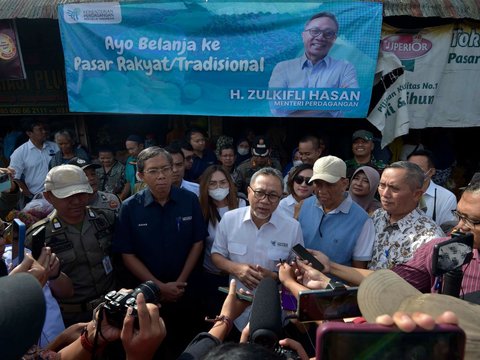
[432,231,474,297]
[103,280,160,328]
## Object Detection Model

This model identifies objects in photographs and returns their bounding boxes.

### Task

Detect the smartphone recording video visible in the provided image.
[292,244,324,272]
[12,219,26,264]
[297,287,360,322]
[31,225,46,260]
[316,322,466,360]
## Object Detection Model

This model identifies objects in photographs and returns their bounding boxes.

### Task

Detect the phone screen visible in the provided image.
[31,226,46,260]
[12,219,26,264]
[298,287,360,321]
[317,323,465,360]
[292,244,324,272]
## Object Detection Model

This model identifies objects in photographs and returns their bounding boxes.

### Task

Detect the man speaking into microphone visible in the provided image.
[212,168,304,331]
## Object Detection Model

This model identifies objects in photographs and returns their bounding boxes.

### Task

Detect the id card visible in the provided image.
[102,256,113,274]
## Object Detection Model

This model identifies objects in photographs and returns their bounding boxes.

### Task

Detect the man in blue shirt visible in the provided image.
[269,12,358,117]
[113,146,207,357]
[297,156,374,268]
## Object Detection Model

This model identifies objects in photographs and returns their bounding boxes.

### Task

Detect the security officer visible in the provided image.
[26,165,116,326]
[68,157,121,212]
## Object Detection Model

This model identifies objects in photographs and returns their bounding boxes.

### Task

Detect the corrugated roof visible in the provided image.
[0,0,479,20]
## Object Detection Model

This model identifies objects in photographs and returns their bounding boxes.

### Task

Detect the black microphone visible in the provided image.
[249,277,283,350]
[0,273,46,360]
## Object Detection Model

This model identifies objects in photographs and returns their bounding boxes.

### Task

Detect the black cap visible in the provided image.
[251,136,270,157]
[68,157,101,170]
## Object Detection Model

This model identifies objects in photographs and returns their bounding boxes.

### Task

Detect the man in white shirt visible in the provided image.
[9,118,59,199]
[407,150,457,226]
[211,167,303,330]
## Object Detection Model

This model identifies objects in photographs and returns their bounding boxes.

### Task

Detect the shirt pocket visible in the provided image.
[228,242,247,256]
[267,247,290,262]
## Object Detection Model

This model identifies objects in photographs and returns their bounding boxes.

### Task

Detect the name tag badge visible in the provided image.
[102,256,113,275]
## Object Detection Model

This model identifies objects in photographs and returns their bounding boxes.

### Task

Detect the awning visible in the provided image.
[0,0,479,21]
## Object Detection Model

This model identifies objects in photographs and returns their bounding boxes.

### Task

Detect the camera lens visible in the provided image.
[131,280,160,303]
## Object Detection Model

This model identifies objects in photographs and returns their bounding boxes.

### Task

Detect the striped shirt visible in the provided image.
[393,237,480,295]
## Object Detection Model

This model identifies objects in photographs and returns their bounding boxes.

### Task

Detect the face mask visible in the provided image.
[293,160,303,167]
[209,187,230,201]
[237,147,249,156]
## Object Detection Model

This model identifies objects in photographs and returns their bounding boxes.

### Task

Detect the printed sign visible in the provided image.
[58,1,382,117]
[368,22,480,145]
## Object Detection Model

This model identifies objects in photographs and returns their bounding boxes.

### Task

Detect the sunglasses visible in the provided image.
[293,175,312,186]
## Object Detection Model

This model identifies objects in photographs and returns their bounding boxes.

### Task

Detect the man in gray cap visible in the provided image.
[69,157,121,211]
[26,164,116,326]
[345,129,386,179]
[297,155,375,268]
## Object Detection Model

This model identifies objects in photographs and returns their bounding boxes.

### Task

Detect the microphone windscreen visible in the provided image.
[0,273,46,360]
[249,277,282,349]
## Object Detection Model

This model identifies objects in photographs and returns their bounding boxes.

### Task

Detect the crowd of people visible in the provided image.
[0,116,479,359]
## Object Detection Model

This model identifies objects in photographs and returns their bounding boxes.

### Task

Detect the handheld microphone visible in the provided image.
[0,273,46,360]
[249,277,283,350]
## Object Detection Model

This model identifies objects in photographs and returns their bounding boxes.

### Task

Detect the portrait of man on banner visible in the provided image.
[268,12,359,117]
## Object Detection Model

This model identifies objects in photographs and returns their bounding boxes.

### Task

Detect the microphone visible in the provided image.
[0,273,46,360]
[249,277,283,350]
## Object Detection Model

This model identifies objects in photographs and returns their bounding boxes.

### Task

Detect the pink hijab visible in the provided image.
[349,166,381,214]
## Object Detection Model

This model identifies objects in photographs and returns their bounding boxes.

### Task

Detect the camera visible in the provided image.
[275,346,302,360]
[103,280,160,328]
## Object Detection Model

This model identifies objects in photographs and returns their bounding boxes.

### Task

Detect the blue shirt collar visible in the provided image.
[143,186,179,207]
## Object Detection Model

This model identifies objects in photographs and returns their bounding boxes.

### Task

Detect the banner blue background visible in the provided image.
[58,1,382,117]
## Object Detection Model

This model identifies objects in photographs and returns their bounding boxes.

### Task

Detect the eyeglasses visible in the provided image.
[293,175,312,186]
[209,179,229,189]
[249,186,281,203]
[143,166,172,176]
[303,28,336,39]
[451,210,480,228]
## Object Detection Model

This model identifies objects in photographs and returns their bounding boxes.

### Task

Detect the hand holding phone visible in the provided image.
[292,244,325,272]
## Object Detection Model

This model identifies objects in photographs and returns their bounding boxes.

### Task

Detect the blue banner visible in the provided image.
[58,1,382,117]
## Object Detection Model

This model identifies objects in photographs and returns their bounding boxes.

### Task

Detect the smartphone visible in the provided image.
[0,173,10,192]
[292,244,324,272]
[316,322,466,360]
[432,233,474,276]
[218,286,253,302]
[31,225,46,260]
[297,287,360,322]
[12,218,26,264]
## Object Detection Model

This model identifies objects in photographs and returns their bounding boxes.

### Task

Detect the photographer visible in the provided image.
[3,251,166,360]
[51,291,166,360]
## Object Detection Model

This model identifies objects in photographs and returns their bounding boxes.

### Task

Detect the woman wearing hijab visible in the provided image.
[349,166,381,215]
